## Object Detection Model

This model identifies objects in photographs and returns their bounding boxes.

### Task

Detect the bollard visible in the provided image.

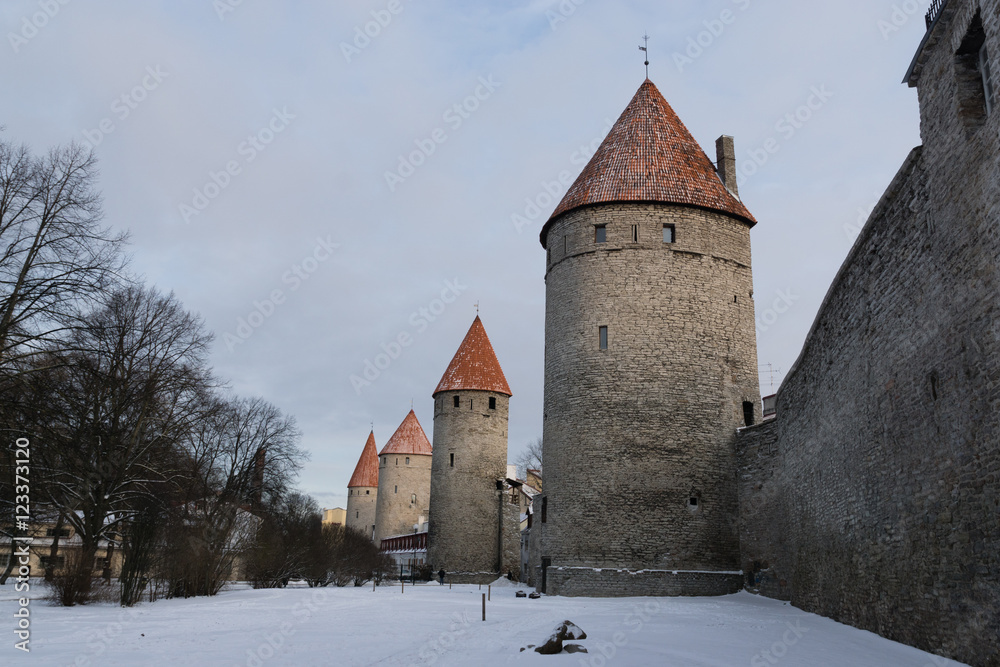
[482,593,486,622]
[373,578,376,592]
[401,578,404,594]
[449,582,452,590]
[488,585,491,601]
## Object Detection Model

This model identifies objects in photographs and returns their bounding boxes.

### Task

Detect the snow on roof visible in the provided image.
[433,316,512,397]
[379,410,432,456]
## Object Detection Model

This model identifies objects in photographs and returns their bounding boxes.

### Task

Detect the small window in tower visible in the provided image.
[541,496,547,523]
[450,453,455,467]
[395,458,398,465]
[366,490,370,495]
[631,224,638,242]
[663,224,676,243]
[489,397,496,410]
[394,485,398,493]
[454,395,460,408]
[564,235,568,254]
[599,326,608,350]
[356,511,359,518]
[689,497,699,508]
[411,493,416,504]
[595,225,607,243]
[405,457,410,465]
[743,401,755,427]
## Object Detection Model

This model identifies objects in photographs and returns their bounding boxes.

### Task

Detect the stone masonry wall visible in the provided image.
[346,486,377,540]
[428,390,512,583]
[541,202,760,596]
[737,3,1000,664]
[374,453,431,543]
[546,568,743,598]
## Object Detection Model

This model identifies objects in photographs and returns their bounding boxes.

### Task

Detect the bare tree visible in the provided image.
[25,286,212,602]
[0,140,128,374]
[164,395,304,597]
[513,437,543,480]
[246,493,318,589]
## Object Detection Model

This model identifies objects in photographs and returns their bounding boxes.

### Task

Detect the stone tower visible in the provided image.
[538,79,761,596]
[373,410,432,544]
[427,316,517,583]
[346,430,379,540]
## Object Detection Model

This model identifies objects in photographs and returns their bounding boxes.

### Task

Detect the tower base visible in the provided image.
[438,571,507,586]
[540,566,743,597]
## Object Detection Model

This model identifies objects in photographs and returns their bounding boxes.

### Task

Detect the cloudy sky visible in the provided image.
[1,0,929,510]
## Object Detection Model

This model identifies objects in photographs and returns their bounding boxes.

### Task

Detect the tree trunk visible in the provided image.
[102,535,115,582]
[75,539,99,604]
[44,515,65,582]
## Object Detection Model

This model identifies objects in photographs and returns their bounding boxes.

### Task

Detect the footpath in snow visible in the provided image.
[0,581,970,666]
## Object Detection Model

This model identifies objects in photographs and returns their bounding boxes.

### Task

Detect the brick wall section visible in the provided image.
[502,500,521,580]
[374,453,431,543]
[736,3,1000,664]
[546,568,743,598]
[734,420,785,600]
[427,390,517,583]
[346,486,377,540]
[525,518,542,587]
[541,202,760,596]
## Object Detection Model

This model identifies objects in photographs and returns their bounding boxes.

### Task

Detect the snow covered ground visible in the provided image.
[0,580,969,666]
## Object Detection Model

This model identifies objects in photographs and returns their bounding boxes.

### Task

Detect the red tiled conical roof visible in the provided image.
[541,79,756,247]
[433,316,512,397]
[379,410,432,456]
[347,431,379,488]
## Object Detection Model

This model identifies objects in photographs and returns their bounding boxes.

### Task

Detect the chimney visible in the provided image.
[715,135,738,198]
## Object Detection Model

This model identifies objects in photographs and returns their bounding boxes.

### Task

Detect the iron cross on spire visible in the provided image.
[639,34,650,78]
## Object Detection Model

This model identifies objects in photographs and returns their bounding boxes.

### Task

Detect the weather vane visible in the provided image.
[639,34,650,78]
[475,301,480,315]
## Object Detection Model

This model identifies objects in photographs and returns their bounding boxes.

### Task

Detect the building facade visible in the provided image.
[373,410,432,544]
[427,316,519,583]
[537,79,761,596]
[322,508,346,526]
[346,431,379,539]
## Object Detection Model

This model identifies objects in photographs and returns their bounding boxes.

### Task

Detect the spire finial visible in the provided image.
[475,301,480,315]
[639,34,650,78]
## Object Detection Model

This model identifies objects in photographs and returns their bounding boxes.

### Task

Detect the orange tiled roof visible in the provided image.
[433,316,512,397]
[347,431,379,488]
[541,79,756,247]
[379,410,432,456]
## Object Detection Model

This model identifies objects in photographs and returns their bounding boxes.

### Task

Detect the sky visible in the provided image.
[0,0,928,511]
